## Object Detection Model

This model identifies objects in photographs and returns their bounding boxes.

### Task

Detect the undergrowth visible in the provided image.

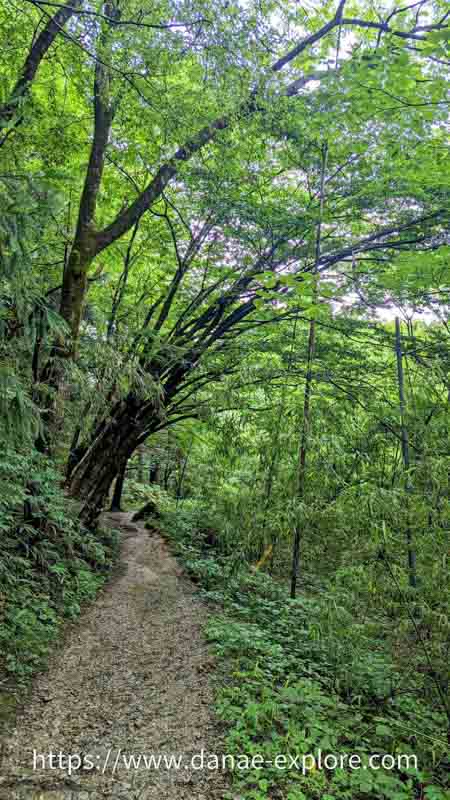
[123,477,168,513]
[0,447,119,690]
[161,499,450,800]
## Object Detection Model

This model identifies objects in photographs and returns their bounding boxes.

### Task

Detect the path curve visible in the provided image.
[0,513,228,800]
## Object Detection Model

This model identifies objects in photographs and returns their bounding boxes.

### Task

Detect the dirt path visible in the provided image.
[0,513,228,800]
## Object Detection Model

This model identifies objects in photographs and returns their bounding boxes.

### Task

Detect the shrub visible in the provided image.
[0,447,118,684]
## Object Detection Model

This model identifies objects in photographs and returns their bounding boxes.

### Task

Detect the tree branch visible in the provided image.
[0,0,83,133]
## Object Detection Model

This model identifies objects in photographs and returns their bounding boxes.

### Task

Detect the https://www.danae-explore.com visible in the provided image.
[32,748,418,777]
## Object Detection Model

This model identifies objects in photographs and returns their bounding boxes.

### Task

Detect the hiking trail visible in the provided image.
[0,512,228,800]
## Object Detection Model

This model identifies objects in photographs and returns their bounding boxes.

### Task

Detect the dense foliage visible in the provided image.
[0,447,118,686]
[0,0,448,796]
[162,501,449,799]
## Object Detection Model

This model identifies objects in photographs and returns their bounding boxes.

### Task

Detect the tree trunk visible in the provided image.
[59,245,94,351]
[290,142,328,599]
[137,445,145,483]
[67,395,154,526]
[290,318,316,599]
[110,459,127,512]
[149,463,159,484]
[394,316,417,588]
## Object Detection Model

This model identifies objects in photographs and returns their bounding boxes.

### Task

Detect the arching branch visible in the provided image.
[0,0,83,136]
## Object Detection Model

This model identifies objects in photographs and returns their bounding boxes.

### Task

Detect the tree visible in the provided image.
[0,0,448,524]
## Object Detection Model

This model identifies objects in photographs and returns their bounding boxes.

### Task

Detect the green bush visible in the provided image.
[0,447,118,684]
[161,501,450,800]
[122,478,169,510]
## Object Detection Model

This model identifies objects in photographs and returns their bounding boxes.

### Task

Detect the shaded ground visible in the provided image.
[0,513,228,799]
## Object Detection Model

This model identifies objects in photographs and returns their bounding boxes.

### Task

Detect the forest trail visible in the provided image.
[0,513,228,800]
